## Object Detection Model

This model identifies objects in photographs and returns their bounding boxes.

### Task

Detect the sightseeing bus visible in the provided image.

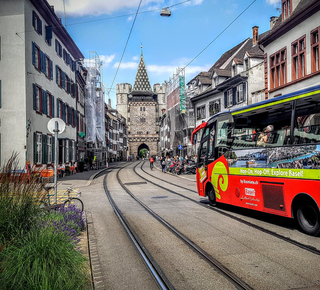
[191,85,320,236]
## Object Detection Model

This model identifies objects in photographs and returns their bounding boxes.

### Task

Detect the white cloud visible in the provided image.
[266,0,281,6]
[100,54,115,67]
[132,55,139,61]
[48,0,163,17]
[48,0,203,17]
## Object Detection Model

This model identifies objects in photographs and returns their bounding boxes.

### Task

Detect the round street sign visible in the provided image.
[47,118,66,134]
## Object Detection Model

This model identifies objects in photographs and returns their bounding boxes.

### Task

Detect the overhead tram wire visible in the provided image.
[183,0,257,70]
[106,0,143,97]
[16,0,191,35]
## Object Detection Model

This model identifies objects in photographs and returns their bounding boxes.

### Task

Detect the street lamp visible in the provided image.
[160,7,171,17]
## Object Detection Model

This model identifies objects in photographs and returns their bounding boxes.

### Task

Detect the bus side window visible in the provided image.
[208,127,215,159]
[294,113,320,144]
[199,137,208,164]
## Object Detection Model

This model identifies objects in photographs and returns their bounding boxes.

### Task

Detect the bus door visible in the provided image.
[197,123,216,196]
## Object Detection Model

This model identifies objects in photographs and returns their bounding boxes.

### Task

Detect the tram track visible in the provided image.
[105,161,252,290]
[138,161,320,256]
[103,162,172,290]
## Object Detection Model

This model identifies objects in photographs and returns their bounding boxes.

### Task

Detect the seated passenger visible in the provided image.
[257,125,273,146]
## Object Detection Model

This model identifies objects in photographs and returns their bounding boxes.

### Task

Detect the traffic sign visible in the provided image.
[178,145,183,150]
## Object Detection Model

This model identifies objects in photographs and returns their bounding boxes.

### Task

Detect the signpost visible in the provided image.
[178,145,183,157]
[47,118,65,204]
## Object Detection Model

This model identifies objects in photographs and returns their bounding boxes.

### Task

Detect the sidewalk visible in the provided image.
[53,168,108,289]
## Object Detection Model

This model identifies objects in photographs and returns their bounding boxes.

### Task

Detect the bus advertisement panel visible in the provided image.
[192,85,320,236]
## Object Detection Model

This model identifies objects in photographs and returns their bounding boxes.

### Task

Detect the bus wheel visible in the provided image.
[208,187,216,206]
[296,203,320,236]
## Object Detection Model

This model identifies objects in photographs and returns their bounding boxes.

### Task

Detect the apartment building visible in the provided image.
[260,0,320,99]
[0,0,84,170]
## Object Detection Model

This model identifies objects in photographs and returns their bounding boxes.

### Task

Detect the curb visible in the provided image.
[86,211,106,289]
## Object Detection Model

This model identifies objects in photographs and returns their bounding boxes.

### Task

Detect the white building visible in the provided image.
[260,0,320,99]
[0,0,84,171]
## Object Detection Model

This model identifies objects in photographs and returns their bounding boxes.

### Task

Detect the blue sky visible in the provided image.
[47,0,282,107]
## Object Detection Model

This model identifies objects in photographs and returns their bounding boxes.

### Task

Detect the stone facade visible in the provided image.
[116,51,166,158]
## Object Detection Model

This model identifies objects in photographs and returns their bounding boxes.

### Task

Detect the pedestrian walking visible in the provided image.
[161,157,166,172]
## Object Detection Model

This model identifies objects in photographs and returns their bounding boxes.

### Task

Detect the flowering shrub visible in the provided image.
[38,205,85,244]
[0,154,90,288]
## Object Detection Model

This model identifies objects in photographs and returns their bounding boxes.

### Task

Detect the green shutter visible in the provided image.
[52,95,54,117]
[34,132,38,164]
[32,42,35,66]
[42,134,47,164]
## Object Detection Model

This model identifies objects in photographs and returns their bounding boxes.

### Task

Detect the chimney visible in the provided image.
[270,16,278,30]
[252,26,259,46]
[50,5,54,12]
[108,98,111,107]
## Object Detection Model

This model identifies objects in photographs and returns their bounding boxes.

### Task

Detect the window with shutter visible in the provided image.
[45,25,52,46]
[33,84,42,112]
[32,11,42,35]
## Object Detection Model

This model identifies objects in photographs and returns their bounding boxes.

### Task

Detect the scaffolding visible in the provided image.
[84,52,106,167]
[164,67,195,156]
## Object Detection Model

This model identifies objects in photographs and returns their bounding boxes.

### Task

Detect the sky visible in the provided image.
[47,0,282,108]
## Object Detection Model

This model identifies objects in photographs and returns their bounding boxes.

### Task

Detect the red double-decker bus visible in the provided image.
[191,85,320,236]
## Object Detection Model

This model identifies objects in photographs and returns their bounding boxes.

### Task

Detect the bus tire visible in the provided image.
[296,202,320,236]
[208,187,216,206]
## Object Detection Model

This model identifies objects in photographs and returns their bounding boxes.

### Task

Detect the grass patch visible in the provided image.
[0,227,89,289]
[0,153,90,289]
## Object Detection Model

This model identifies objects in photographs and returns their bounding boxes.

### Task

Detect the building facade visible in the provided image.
[260,0,320,100]
[116,50,165,158]
[0,0,85,170]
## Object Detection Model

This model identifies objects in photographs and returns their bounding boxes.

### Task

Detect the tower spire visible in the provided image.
[132,46,152,93]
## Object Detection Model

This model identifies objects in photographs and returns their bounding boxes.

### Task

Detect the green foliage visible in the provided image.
[0,227,89,289]
[0,153,46,243]
[0,153,90,289]
[139,148,148,157]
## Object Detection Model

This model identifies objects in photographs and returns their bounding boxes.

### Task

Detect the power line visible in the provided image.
[183,0,256,70]
[17,0,191,35]
[107,0,143,97]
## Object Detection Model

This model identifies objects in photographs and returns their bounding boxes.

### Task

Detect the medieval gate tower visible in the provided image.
[116,49,166,158]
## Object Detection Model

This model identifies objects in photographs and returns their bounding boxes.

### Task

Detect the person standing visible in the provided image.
[161,157,166,172]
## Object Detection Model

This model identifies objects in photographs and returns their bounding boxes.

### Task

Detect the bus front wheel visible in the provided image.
[296,203,320,236]
[207,187,216,206]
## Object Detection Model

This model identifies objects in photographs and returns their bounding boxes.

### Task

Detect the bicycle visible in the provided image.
[63,187,84,212]
[43,186,84,212]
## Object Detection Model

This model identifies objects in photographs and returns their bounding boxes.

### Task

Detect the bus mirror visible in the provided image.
[192,134,197,145]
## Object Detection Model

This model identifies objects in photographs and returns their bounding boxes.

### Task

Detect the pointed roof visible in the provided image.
[132,47,153,96]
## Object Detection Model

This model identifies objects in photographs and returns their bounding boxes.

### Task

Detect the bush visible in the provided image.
[0,153,90,289]
[0,227,90,289]
[38,205,85,244]
[0,153,46,244]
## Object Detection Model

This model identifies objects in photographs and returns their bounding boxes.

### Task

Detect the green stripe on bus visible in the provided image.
[229,167,320,180]
[232,89,320,116]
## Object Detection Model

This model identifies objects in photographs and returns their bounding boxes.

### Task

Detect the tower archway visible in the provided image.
[137,143,149,158]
